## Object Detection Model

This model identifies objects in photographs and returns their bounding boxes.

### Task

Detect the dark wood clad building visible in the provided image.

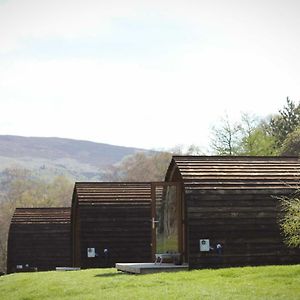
[8,156,300,273]
[7,207,71,273]
[71,182,152,268]
[165,156,300,269]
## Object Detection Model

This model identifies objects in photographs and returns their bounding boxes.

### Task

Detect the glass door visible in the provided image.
[151,183,184,260]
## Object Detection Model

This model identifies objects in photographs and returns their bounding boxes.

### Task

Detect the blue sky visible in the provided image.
[0,0,300,150]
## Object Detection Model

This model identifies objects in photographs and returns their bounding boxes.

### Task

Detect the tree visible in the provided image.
[104,152,173,182]
[270,97,300,147]
[280,126,300,156]
[210,115,241,155]
[45,176,73,207]
[280,196,300,248]
[104,145,203,182]
[239,118,277,156]
[231,98,300,156]
[186,144,203,155]
[210,112,279,156]
[238,113,259,154]
[0,168,73,273]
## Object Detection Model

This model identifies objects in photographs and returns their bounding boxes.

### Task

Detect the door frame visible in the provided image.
[151,182,185,261]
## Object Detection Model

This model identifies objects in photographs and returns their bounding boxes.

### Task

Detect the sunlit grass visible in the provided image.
[0,265,300,300]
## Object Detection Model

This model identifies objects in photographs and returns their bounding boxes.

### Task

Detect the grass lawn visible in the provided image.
[0,265,300,300]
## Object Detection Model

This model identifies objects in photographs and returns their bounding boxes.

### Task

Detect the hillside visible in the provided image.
[0,265,300,300]
[0,135,146,181]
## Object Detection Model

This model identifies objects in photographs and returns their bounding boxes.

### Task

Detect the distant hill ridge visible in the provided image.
[0,135,146,180]
[0,135,144,166]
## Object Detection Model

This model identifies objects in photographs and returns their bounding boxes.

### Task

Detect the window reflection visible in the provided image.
[156,186,178,253]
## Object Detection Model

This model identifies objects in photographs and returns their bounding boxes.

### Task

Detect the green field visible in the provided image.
[1,265,300,300]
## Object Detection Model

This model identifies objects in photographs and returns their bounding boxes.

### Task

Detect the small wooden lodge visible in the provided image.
[164,156,300,268]
[7,207,71,273]
[71,182,152,268]
[7,156,300,273]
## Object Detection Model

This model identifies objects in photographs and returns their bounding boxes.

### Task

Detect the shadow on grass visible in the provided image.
[94,272,128,278]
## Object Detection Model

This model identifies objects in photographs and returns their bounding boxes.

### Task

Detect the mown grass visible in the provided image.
[0,265,300,300]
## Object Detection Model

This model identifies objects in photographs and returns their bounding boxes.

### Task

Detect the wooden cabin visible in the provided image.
[71,182,152,268]
[163,156,300,268]
[9,156,300,273]
[7,207,71,273]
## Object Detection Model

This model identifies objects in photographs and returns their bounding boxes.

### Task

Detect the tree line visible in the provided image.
[211,97,300,156]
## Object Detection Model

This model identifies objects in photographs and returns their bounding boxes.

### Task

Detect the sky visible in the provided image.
[0,0,300,151]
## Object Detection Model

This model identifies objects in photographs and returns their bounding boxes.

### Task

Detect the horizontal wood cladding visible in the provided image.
[166,156,300,190]
[165,156,300,268]
[186,191,300,268]
[7,208,71,273]
[72,182,152,268]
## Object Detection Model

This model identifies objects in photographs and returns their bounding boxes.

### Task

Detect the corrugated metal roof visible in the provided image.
[166,156,300,190]
[11,207,71,224]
